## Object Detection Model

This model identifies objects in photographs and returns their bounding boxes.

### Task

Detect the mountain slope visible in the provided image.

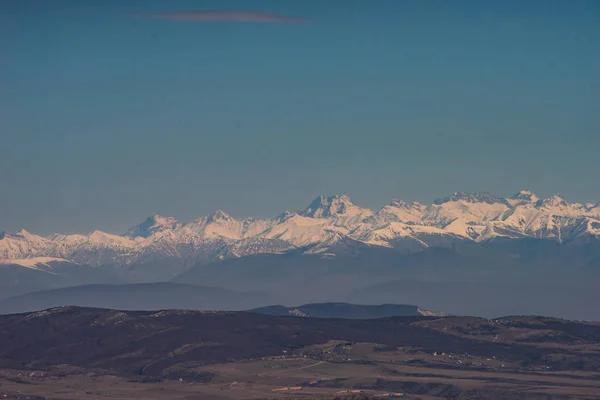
[344,278,600,321]
[0,283,272,315]
[249,302,430,319]
[0,258,118,300]
[1,306,598,378]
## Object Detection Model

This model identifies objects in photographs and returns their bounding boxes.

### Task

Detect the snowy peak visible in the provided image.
[511,190,540,203]
[183,210,271,241]
[1,190,598,269]
[425,192,511,228]
[207,209,234,223]
[301,194,351,218]
[373,200,425,224]
[300,194,371,219]
[389,199,424,210]
[587,202,600,218]
[538,194,569,208]
[86,230,136,246]
[0,229,51,260]
[433,192,506,205]
[7,229,38,240]
[125,215,180,238]
[276,210,296,222]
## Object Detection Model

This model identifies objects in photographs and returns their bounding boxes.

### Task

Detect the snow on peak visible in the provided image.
[425,192,512,231]
[207,209,233,222]
[12,229,37,239]
[85,231,137,247]
[389,199,421,209]
[183,210,271,241]
[125,215,180,238]
[276,210,295,221]
[538,194,568,208]
[389,199,406,208]
[433,192,505,205]
[1,190,598,266]
[586,202,600,218]
[301,194,349,218]
[0,229,51,260]
[511,190,540,203]
[0,257,76,271]
[300,194,370,219]
[373,200,425,224]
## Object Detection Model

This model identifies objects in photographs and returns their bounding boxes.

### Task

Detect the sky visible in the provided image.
[1,0,599,235]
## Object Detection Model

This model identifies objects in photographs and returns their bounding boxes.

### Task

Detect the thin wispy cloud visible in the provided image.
[132,10,306,24]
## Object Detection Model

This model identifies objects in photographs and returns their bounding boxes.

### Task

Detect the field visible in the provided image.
[1,308,600,399]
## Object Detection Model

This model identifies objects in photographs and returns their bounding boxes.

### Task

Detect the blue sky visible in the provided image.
[1,0,599,234]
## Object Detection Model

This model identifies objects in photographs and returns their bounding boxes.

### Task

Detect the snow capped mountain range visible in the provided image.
[2,191,599,274]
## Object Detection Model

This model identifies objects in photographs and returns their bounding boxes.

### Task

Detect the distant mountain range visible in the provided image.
[0,283,272,315]
[1,191,599,320]
[0,282,439,319]
[249,302,447,319]
[1,191,598,280]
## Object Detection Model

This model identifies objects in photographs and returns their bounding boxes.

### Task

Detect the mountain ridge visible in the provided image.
[0,282,273,315]
[248,302,448,319]
[2,191,599,277]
